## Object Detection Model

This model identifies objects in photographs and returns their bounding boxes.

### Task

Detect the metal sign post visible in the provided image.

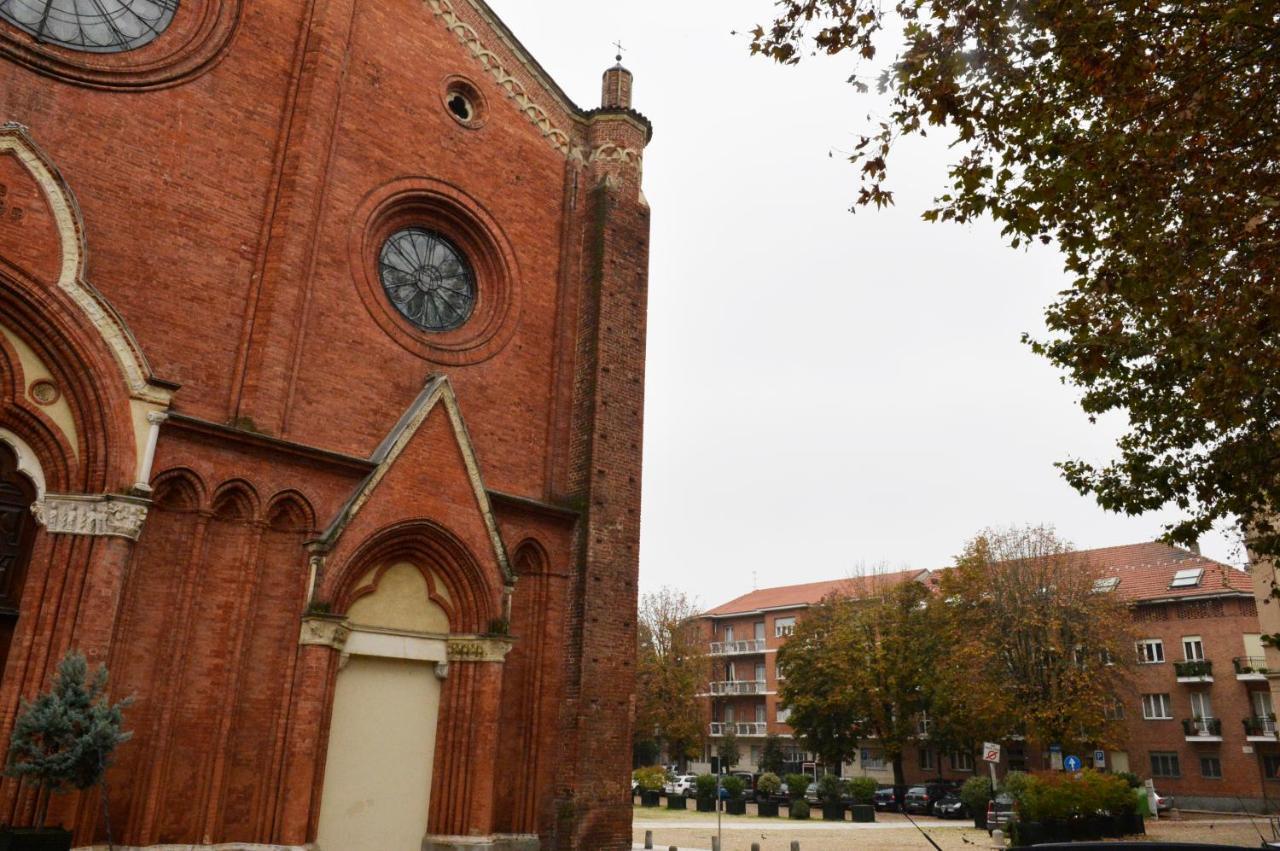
[982,742,1001,794]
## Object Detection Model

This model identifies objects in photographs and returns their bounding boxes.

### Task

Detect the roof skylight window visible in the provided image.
[1170,567,1204,588]
[1093,577,1120,593]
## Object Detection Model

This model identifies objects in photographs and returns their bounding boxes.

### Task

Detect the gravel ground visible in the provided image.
[631,806,1275,851]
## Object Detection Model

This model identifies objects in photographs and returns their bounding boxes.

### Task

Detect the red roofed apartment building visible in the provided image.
[0,0,650,847]
[698,544,1279,811]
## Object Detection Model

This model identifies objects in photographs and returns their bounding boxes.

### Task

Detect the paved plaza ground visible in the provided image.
[632,804,1276,851]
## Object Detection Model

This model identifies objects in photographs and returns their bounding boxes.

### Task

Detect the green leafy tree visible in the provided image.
[6,650,132,830]
[760,733,787,775]
[716,730,740,771]
[777,578,940,787]
[635,588,706,768]
[750,0,1280,556]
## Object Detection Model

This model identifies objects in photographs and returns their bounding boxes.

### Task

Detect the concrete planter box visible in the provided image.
[640,790,661,807]
[726,799,747,815]
[696,797,715,813]
[821,802,845,821]
[757,800,780,818]
[851,804,875,823]
[666,795,687,810]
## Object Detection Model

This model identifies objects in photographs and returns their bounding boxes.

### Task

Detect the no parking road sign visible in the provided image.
[982,742,1001,763]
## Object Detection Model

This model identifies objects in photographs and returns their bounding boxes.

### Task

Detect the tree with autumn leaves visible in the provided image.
[749,1,1280,558]
[634,588,707,768]
[778,526,1133,777]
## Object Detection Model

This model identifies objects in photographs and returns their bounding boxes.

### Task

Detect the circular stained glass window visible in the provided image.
[378,228,476,332]
[0,0,177,52]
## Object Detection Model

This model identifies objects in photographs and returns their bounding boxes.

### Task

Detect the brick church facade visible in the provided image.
[0,0,649,847]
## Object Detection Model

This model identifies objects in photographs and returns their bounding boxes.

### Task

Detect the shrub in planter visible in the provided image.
[756,773,781,816]
[846,776,878,806]
[960,775,992,829]
[789,799,810,820]
[3,651,132,851]
[784,773,811,802]
[723,775,747,814]
[817,774,844,820]
[695,773,717,812]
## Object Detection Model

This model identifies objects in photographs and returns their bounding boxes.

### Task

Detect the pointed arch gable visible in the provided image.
[313,375,512,586]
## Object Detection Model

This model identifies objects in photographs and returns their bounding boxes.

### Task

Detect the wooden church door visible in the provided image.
[0,444,36,680]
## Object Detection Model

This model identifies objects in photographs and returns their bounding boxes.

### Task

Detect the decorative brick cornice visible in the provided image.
[31,493,149,540]
[425,0,576,156]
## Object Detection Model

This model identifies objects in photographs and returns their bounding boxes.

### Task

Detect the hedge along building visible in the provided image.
[0,0,650,847]
[699,544,1278,811]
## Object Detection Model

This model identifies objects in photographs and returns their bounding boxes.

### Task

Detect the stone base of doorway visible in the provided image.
[422,835,540,851]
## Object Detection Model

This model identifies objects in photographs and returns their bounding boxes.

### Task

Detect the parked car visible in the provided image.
[986,793,1017,835]
[932,792,967,819]
[803,782,819,804]
[873,787,899,812]
[664,774,697,798]
[904,784,952,815]
[1152,789,1173,812]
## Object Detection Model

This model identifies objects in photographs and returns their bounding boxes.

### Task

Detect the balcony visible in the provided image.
[709,639,767,656]
[1174,659,1214,683]
[709,721,768,737]
[1244,716,1278,742]
[708,680,768,696]
[1234,657,1271,682]
[1182,717,1223,741]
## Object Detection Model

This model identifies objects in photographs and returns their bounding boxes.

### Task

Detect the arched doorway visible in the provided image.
[0,443,36,680]
[315,562,448,851]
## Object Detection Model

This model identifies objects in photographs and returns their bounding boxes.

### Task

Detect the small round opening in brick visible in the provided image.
[447,93,473,122]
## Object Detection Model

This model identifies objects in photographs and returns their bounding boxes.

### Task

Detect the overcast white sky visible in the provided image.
[487,0,1244,609]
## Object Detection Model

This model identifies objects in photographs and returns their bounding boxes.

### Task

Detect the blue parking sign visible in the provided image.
[1064,755,1082,771]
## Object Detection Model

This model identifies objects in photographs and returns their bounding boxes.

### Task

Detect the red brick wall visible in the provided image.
[0,0,651,846]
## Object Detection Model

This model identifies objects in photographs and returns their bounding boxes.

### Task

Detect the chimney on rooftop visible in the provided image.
[1189,539,1201,556]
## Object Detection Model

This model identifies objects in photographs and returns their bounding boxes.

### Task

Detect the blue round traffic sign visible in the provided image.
[1064,755,1082,771]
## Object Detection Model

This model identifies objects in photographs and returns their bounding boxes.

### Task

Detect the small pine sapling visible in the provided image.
[5,651,132,832]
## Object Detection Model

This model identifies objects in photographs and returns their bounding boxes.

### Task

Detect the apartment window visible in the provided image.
[755,662,766,682]
[1104,698,1125,721]
[1182,636,1205,661]
[777,706,791,723]
[1142,693,1173,720]
[724,705,735,723]
[951,751,975,771]
[919,749,935,770]
[775,616,796,638]
[1264,755,1280,780]
[755,704,766,724]
[1137,639,1165,664]
[1190,691,1214,721]
[1150,752,1181,778]
[724,625,735,643]
[750,745,761,764]
[1200,756,1222,779]
[861,749,886,770]
[754,621,766,641]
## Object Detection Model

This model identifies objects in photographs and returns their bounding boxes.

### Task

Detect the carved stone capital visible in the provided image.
[299,614,351,651]
[31,493,149,541]
[446,635,513,663]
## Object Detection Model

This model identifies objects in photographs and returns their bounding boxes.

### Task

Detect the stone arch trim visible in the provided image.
[266,490,316,533]
[0,125,172,408]
[330,520,499,634]
[511,538,549,577]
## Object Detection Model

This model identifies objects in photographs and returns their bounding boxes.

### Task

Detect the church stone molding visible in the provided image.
[423,834,539,851]
[446,635,512,663]
[31,493,148,540]
[298,614,351,651]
